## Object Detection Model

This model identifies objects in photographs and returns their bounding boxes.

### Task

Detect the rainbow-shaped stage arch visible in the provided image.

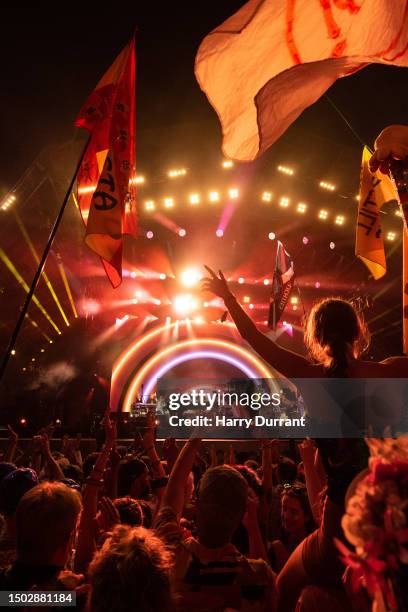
[110,321,276,412]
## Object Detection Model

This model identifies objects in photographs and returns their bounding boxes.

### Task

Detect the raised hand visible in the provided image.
[369,124,408,174]
[201,265,232,300]
[103,409,117,449]
[142,413,156,452]
[6,424,18,444]
[97,496,120,532]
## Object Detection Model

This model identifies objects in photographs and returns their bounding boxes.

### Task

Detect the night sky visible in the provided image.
[1,0,408,191]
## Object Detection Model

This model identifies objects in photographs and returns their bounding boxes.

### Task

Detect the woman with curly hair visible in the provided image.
[87,525,173,612]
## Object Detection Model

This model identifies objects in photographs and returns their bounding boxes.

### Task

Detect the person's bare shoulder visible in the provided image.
[379,356,408,377]
[354,357,408,377]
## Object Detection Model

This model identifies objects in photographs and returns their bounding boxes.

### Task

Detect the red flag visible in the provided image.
[268,240,294,329]
[75,37,137,287]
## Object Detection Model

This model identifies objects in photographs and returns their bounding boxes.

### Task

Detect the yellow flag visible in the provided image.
[355,147,397,280]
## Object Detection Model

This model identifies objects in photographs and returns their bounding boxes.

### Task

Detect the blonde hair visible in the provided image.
[88,525,173,612]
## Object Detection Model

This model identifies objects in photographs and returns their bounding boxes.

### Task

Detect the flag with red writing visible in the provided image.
[195,0,408,161]
[268,240,294,329]
[75,37,137,287]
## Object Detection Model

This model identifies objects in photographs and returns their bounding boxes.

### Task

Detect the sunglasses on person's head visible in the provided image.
[281,483,306,494]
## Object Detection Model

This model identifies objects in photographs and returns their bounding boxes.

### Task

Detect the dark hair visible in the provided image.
[113,497,143,526]
[82,453,100,479]
[304,298,370,376]
[234,465,263,498]
[280,483,315,534]
[117,459,148,497]
[277,457,297,485]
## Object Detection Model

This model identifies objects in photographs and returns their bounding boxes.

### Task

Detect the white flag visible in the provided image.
[195,0,408,161]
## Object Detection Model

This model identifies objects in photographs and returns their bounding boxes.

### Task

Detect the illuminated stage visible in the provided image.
[110,320,277,413]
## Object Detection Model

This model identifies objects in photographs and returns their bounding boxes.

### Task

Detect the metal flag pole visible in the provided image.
[0,136,90,385]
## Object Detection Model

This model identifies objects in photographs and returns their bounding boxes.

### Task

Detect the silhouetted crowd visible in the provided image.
[0,417,406,612]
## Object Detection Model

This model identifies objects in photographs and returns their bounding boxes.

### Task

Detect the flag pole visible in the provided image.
[389,161,408,355]
[0,136,91,385]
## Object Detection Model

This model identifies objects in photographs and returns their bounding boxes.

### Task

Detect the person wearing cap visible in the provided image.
[155,439,277,612]
[0,468,39,570]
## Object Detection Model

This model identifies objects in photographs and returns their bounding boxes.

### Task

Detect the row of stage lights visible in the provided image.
[135,162,336,191]
[142,225,397,242]
[1,194,16,211]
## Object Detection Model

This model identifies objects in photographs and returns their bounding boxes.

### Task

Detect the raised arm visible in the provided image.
[202,266,313,378]
[161,438,201,520]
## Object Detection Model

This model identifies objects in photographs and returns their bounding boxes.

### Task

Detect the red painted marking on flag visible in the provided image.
[285,0,362,64]
[331,38,347,57]
[285,0,302,64]
[319,0,341,38]
[383,38,408,62]
[379,2,408,58]
[333,0,360,13]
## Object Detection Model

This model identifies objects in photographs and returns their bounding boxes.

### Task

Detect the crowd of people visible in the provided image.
[0,127,407,610]
[0,417,406,611]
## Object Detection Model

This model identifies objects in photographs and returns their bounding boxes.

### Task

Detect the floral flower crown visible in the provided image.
[337,437,408,612]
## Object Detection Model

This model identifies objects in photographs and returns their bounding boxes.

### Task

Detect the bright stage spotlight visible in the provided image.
[318,209,329,220]
[329,242,336,250]
[216,229,224,238]
[146,231,154,239]
[222,160,234,169]
[209,191,219,202]
[189,193,200,205]
[335,215,345,225]
[386,231,396,242]
[178,228,186,237]
[291,296,298,304]
[159,273,166,280]
[268,232,276,240]
[319,181,335,191]
[297,202,307,213]
[249,303,254,310]
[228,188,239,199]
[129,175,145,185]
[164,197,174,208]
[395,209,402,217]
[262,191,272,202]
[180,268,201,288]
[277,165,294,176]
[1,194,16,211]
[302,236,309,245]
[11,349,16,356]
[173,294,198,316]
[279,197,289,207]
[130,271,137,279]
[263,279,270,286]
[355,194,360,201]
[145,200,155,211]
[168,168,187,178]
[238,277,245,284]
[315,281,321,289]
[243,296,250,303]
[194,316,204,324]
